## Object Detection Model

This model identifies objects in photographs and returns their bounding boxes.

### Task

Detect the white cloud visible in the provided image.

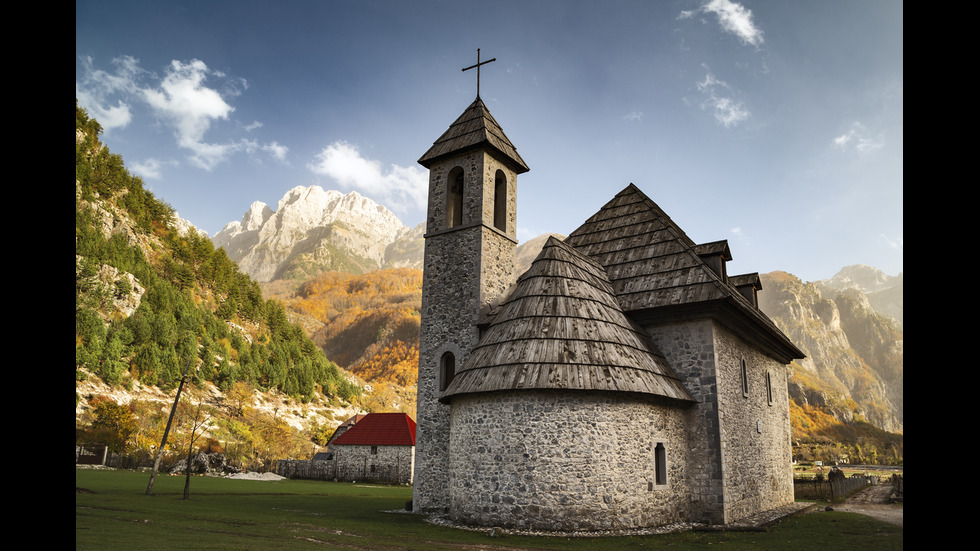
[307,141,427,213]
[881,234,903,253]
[130,158,168,180]
[140,59,237,169]
[679,0,764,47]
[622,111,644,122]
[832,122,884,154]
[77,56,287,173]
[75,55,143,130]
[263,141,289,162]
[696,70,750,127]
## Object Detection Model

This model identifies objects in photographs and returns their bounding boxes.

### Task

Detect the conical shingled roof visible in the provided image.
[440,236,695,403]
[565,184,803,362]
[418,97,529,173]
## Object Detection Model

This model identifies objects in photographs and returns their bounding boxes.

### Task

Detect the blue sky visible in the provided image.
[76,0,902,282]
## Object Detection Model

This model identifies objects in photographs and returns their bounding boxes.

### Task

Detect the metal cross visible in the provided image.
[462,48,496,98]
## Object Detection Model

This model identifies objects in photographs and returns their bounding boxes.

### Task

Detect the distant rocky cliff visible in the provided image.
[814,264,903,327]
[212,186,424,282]
[759,267,903,433]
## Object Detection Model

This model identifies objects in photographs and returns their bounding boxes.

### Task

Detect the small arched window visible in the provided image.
[447,167,464,228]
[440,352,456,391]
[493,170,507,231]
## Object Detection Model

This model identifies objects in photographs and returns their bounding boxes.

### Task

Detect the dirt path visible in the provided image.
[828,482,903,527]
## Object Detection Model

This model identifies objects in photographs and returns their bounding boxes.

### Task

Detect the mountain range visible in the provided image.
[761,267,903,433]
[212,185,423,283]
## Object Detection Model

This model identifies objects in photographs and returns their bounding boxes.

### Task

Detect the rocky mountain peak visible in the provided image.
[815,264,903,327]
[212,186,423,282]
[243,201,274,232]
[820,264,898,294]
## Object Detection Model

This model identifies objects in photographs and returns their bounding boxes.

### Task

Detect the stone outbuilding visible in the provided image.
[412,94,805,531]
[330,412,416,484]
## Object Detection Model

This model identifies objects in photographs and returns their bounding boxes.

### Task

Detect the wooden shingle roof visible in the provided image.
[330,412,416,446]
[441,236,695,403]
[565,184,804,363]
[418,97,529,173]
[565,184,728,310]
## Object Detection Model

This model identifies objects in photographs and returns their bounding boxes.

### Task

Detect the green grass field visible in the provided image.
[76,468,902,550]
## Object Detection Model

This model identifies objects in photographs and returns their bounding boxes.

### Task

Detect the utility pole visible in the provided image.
[145,355,194,495]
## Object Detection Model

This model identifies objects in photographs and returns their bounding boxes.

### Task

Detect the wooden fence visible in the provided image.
[794,473,875,501]
[275,458,337,481]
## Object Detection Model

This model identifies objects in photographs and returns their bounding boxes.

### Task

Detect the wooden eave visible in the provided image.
[627,296,804,364]
[418,97,529,173]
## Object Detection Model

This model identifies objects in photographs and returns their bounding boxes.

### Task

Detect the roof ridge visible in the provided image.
[418,98,528,172]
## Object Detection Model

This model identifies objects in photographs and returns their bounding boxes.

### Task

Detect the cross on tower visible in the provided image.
[462,48,496,99]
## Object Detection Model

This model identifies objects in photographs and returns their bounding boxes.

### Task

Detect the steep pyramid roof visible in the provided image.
[565,184,733,311]
[330,412,416,446]
[441,237,695,403]
[418,97,529,173]
[565,184,803,362]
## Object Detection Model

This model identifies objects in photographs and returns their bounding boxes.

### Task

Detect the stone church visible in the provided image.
[412,95,804,531]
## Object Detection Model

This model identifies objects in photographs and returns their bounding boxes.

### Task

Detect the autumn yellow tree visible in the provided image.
[88,396,137,453]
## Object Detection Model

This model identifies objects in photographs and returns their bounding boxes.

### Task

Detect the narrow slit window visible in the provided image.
[654,442,667,486]
[440,352,456,392]
[741,359,749,397]
[766,370,773,405]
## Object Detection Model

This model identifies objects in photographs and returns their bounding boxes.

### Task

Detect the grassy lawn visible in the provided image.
[76,468,902,550]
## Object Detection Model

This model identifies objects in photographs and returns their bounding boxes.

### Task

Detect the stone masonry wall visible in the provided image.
[645,319,725,524]
[414,149,517,512]
[712,323,795,522]
[334,444,415,484]
[646,318,794,524]
[277,446,415,484]
[414,226,482,510]
[448,390,691,531]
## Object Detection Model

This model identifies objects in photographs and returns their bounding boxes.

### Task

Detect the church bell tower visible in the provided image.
[412,60,529,511]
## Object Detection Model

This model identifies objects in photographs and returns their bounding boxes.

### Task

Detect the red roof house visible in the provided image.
[332,412,416,446]
[325,413,369,448]
[330,413,416,484]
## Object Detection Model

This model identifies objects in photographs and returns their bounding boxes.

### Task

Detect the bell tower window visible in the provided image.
[447,167,464,228]
[494,170,507,231]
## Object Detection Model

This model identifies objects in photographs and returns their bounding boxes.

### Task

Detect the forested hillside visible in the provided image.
[271,269,422,413]
[75,102,361,468]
